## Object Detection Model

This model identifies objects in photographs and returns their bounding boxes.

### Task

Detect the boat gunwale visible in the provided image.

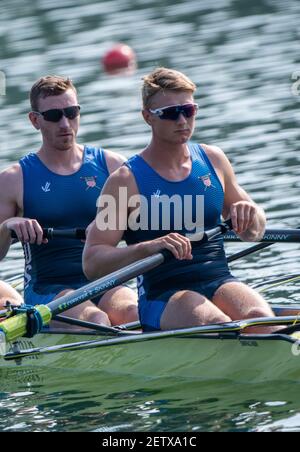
[3,330,299,363]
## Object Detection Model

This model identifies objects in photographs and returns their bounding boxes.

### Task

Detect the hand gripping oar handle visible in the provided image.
[158,219,232,261]
[11,228,86,241]
[1,220,232,342]
[10,224,300,244]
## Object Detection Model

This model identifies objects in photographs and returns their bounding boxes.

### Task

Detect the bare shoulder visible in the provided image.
[201,143,234,176]
[0,163,22,180]
[103,149,126,174]
[103,162,138,196]
[201,143,229,165]
[200,143,236,190]
[0,164,22,200]
[107,163,133,184]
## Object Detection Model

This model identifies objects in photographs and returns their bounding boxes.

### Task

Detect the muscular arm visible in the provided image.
[0,163,46,257]
[0,165,22,259]
[204,145,266,241]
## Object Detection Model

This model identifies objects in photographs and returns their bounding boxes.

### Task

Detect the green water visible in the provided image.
[1,371,300,432]
[0,0,300,431]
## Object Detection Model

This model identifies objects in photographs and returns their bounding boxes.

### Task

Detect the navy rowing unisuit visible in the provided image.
[124,142,237,331]
[20,146,109,305]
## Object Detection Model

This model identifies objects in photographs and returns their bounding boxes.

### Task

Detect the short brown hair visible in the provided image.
[142,67,196,108]
[30,75,77,111]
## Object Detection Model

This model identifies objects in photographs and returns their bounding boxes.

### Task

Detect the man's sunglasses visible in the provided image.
[149,103,198,121]
[33,105,81,122]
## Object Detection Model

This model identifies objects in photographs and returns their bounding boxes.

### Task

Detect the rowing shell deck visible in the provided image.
[2,329,300,384]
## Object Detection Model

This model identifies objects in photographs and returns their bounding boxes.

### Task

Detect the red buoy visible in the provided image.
[102,44,137,75]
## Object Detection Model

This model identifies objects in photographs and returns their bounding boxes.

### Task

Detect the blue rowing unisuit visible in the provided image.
[124,142,236,330]
[19,146,109,304]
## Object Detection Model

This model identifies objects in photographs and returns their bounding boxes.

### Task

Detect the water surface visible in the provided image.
[0,0,300,432]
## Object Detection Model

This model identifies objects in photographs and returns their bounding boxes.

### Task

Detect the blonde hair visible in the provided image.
[30,75,77,111]
[142,67,196,108]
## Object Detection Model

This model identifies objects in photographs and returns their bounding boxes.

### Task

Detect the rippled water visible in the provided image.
[0,0,300,432]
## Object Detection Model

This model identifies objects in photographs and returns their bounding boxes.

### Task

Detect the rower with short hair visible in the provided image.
[0,75,138,326]
[83,67,278,333]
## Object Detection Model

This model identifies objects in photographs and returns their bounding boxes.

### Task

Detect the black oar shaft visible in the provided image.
[225,229,300,243]
[48,253,166,317]
[227,243,272,263]
[53,315,136,336]
[47,221,232,317]
[226,226,300,263]
[1,221,231,342]
[11,228,86,241]
[10,226,300,244]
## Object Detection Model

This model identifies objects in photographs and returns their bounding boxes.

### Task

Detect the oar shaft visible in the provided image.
[48,220,232,316]
[49,253,166,317]
[227,243,271,263]
[227,226,300,263]
[11,226,300,243]
[0,253,165,342]
[53,315,136,336]
[225,228,300,243]
[1,221,231,341]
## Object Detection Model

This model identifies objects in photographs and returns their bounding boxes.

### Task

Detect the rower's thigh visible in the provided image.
[98,286,137,309]
[212,281,274,320]
[160,290,231,330]
[0,281,23,308]
[54,289,101,318]
[98,286,138,325]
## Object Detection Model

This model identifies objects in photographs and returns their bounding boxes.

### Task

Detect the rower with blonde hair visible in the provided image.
[84,67,277,333]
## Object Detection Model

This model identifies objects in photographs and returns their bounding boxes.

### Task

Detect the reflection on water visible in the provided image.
[1,372,300,432]
[0,0,300,432]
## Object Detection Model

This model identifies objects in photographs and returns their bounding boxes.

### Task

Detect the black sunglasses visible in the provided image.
[149,103,198,121]
[34,105,81,122]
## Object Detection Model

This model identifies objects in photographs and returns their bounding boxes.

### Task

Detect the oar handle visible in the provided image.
[160,219,233,260]
[11,228,86,241]
[10,221,233,243]
[205,219,232,241]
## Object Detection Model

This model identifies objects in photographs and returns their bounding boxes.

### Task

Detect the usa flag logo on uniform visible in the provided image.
[81,176,101,190]
[199,174,216,191]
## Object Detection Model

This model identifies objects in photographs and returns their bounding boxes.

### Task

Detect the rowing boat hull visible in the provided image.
[1,331,300,384]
